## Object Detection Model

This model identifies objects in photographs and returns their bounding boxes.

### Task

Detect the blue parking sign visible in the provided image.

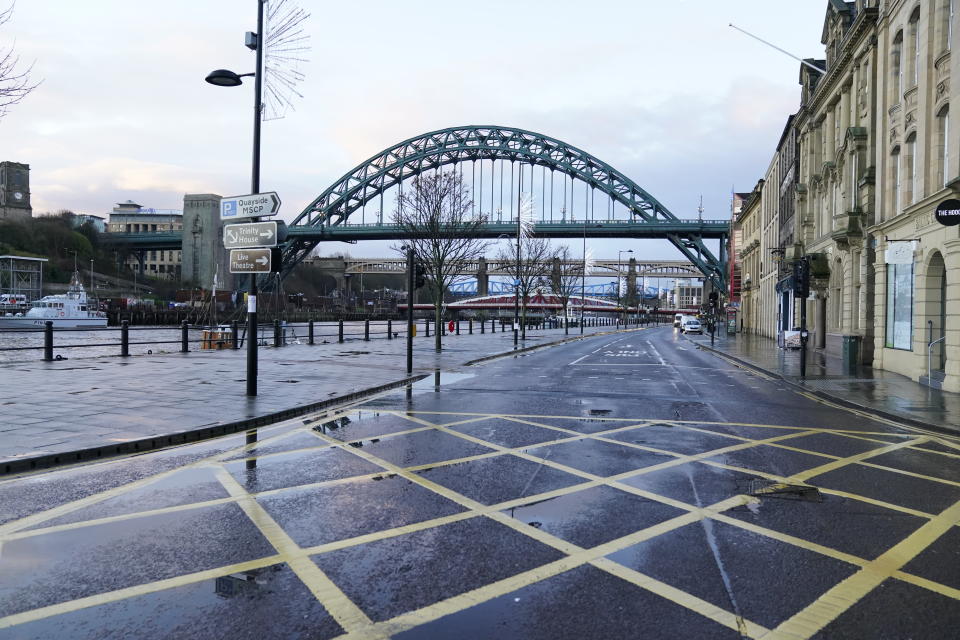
[222,200,237,218]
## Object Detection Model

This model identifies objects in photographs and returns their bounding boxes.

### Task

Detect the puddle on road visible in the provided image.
[411,370,477,391]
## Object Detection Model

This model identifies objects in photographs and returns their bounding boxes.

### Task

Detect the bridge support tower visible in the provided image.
[477,258,489,296]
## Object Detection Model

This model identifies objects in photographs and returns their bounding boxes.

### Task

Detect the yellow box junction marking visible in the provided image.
[1,404,958,636]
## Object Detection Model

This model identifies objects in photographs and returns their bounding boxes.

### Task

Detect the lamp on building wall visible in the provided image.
[770,247,788,275]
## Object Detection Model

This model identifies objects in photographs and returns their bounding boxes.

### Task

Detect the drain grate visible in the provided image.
[589,409,612,416]
[747,479,822,502]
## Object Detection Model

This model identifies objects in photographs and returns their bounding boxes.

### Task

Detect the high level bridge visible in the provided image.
[104,125,730,289]
[309,255,701,297]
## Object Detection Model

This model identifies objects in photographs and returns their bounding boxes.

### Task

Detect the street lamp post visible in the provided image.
[581,219,587,334]
[617,249,633,326]
[206,0,265,397]
[514,165,521,347]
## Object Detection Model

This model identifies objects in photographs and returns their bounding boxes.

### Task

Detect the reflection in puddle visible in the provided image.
[214,564,284,598]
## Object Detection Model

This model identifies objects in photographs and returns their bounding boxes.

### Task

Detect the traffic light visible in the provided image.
[708,291,719,308]
[270,247,282,273]
[414,261,427,289]
[793,258,810,299]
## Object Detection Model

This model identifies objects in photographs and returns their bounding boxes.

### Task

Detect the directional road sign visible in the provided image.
[223,221,286,249]
[220,192,281,220]
[229,248,272,273]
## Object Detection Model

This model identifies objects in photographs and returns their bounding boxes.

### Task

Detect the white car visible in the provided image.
[674,314,684,328]
[681,318,702,334]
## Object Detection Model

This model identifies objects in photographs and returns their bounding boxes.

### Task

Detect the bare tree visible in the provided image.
[0,3,39,119]
[497,231,552,340]
[394,171,489,352]
[548,245,582,335]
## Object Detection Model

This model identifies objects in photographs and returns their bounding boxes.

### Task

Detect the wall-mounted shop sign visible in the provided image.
[934,198,960,226]
[886,240,916,265]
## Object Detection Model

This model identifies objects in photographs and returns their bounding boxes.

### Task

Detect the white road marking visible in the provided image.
[646,340,667,366]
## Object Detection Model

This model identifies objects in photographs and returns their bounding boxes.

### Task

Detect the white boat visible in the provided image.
[0,273,107,330]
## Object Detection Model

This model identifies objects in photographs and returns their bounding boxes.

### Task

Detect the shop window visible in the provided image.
[886,262,914,350]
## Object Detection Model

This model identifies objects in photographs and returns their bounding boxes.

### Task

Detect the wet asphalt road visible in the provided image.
[1,326,959,639]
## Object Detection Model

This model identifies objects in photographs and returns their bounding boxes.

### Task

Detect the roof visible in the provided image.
[0,255,49,262]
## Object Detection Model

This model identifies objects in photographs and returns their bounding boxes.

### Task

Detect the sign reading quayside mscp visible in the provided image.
[220,192,281,220]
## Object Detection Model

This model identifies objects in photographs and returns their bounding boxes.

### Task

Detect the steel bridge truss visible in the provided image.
[285,126,727,289]
[329,257,702,279]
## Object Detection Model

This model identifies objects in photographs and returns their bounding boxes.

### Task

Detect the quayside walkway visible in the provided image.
[0,322,624,474]
[685,331,960,435]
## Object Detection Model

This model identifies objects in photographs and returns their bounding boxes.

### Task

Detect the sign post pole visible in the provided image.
[406,249,414,375]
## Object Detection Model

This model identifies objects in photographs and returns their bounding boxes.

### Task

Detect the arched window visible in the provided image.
[893,30,904,99]
[938,105,951,187]
[892,145,902,216]
[850,152,859,209]
[906,133,918,204]
[943,0,956,51]
[909,8,921,88]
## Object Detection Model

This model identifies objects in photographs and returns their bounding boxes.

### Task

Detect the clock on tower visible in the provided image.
[0,161,32,221]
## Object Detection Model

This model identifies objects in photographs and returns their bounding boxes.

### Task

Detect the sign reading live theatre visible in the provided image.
[935,198,960,226]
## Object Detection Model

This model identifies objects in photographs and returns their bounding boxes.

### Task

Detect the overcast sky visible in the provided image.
[3,1,826,261]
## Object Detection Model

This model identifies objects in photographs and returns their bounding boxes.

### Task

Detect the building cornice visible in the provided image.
[808,7,879,114]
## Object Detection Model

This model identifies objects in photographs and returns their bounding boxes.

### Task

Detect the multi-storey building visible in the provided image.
[728,191,752,306]
[106,201,183,279]
[792,1,879,360]
[735,182,764,334]
[871,0,959,390]
[745,0,960,391]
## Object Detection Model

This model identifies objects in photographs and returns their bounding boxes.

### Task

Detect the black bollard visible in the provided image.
[469,319,473,335]
[181,321,189,353]
[121,320,129,357]
[425,319,430,337]
[274,319,281,347]
[364,319,370,341]
[44,320,53,361]
[338,320,344,343]
[480,319,485,334]
[232,320,239,349]
[308,320,314,345]
[456,320,460,335]
[387,319,393,339]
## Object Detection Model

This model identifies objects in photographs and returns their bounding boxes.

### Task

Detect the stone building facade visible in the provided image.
[792,1,880,361]
[735,182,764,334]
[743,0,960,391]
[106,201,183,279]
[181,194,233,291]
[871,0,959,389]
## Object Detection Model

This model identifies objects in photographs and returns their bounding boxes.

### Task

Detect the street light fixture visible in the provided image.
[206,0,265,397]
[204,69,254,87]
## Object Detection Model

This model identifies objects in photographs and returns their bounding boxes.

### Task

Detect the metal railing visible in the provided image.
[0,315,652,362]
